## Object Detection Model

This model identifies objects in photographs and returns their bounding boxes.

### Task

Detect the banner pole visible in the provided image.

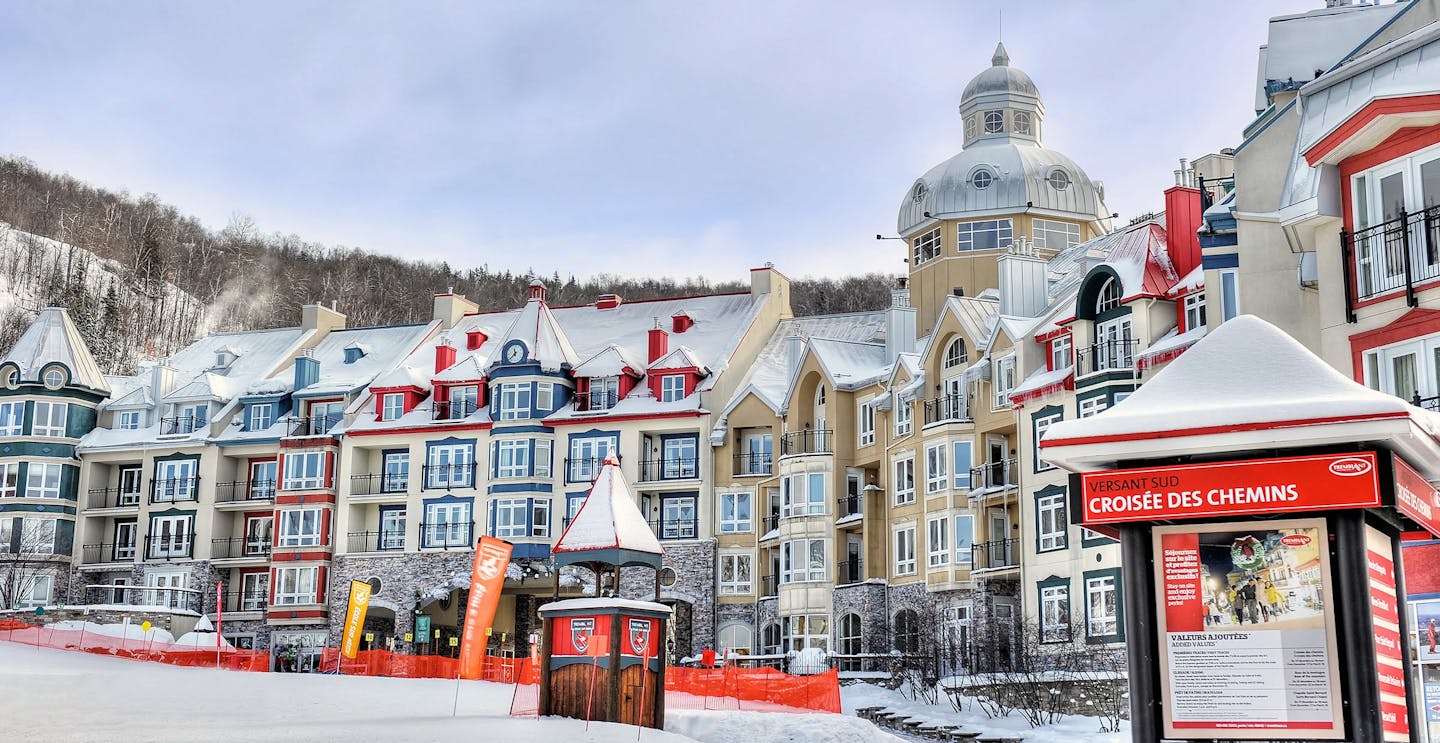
[636,647,650,740]
[586,652,599,731]
[216,581,223,670]
[452,667,463,717]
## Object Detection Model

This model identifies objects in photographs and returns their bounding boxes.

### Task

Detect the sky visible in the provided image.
[1,1,1327,282]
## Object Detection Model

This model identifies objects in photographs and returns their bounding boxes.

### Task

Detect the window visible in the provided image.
[1049,335,1073,370]
[925,443,948,494]
[661,494,697,539]
[1086,572,1120,639]
[1033,411,1061,470]
[912,227,942,265]
[568,434,617,482]
[719,553,753,595]
[894,526,917,575]
[117,410,142,431]
[954,515,974,566]
[1219,269,1239,322]
[283,451,326,490]
[957,219,1012,251]
[535,383,553,413]
[32,401,67,438]
[277,508,323,548]
[894,457,915,505]
[719,492,752,533]
[1361,334,1440,404]
[943,337,967,369]
[718,623,754,655]
[1183,292,1206,332]
[145,571,186,609]
[428,443,475,487]
[492,498,528,538]
[275,566,318,606]
[857,400,876,447]
[838,613,862,658]
[1094,316,1133,370]
[42,367,65,389]
[494,440,529,479]
[379,508,406,550]
[1037,490,1067,552]
[983,110,1003,133]
[1079,396,1109,419]
[952,441,973,489]
[498,383,532,420]
[1041,583,1070,643]
[970,169,994,189]
[534,439,552,478]
[893,609,921,653]
[21,574,52,608]
[1032,218,1080,251]
[1047,169,1071,191]
[740,430,773,475]
[307,401,341,433]
[248,403,274,431]
[0,401,21,436]
[783,614,829,652]
[964,115,977,140]
[1096,277,1122,314]
[781,473,825,516]
[113,521,137,560]
[149,514,192,558]
[781,538,826,583]
[927,517,949,568]
[16,518,56,555]
[424,501,472,547]
[24,463,61,500]
[992,355,1016,409]
[661,436,698,479]
[118,465,143,504]
[1013,110,1032,136]
[381,393,405,421]
[244,516,272,555]
[0,462,17,498]
[660,375,686,402]
[240,572,269,610]
[0,367,15,389]
[380,452,409,492]
[893,396,913,438]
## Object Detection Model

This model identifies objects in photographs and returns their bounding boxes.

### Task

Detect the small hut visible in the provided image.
[539,455,669,728]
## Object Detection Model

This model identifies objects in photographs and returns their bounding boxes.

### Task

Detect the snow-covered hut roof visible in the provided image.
[1253,1,1406,114]
[1,307,109,394]
[807,338,889,392]
[572,345,643,378]
[552,456,663,569]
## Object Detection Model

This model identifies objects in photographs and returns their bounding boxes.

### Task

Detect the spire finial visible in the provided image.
[992,41,1009,67]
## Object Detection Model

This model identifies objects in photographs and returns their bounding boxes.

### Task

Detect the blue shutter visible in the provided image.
[952,441,973,488]
[487,500,496,537]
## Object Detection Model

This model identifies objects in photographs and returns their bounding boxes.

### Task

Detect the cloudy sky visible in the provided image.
[2,1,1323,281]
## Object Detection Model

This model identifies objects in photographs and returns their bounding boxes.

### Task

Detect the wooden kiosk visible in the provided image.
[1042,317,1440,743]
[539,455,669,729]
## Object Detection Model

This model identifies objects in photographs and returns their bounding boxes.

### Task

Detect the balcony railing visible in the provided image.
[761,576,778,597]
[422,463,476,490]
[923,395,971,425]
[146,535,195,561]
[781,429,833,455]
[289,415,341,437]
[160,415,204,435]
[968,458,1018,490]
[1342,204,1440,320]
[433,400,480,421]
[210,537,271,560]
[565,457,604,483]
[648,518,698,541]
[150,478,200,504]
[761,513,780,534]
[1413,393,1440,413]
[347,530,406,552]
[215,480,276,504]
[837,559,863,584]
[83,584,202,612]
[971,538,1020,571]
[87,487,141,509]
[1076,339,1138,375]
[639,457,699,481]
[733,452,773,476]
[837,495,863,519]
[419,521,474,549]
[80,542,137,564]
[575,389,619,412]
[350,473,409,495]
[217,590,269,613]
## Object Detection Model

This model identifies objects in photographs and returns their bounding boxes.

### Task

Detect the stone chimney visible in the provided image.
[997,240,1049,318]
[433,290,479,330]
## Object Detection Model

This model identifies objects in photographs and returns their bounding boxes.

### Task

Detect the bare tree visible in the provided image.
[0,518,61,610]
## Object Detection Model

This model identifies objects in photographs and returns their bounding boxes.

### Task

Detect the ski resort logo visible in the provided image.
[1328,457,1372,476]
[475,546,507,581]
[1281,534,1312,547]
[571,618,595,653]
[628,618,651,655]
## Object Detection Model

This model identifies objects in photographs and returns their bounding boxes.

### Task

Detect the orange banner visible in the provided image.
[457,536,512,680]
[341,580,372,660]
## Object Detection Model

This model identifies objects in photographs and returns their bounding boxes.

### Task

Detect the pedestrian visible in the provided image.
[1264,582,1284,617]
[1238,579,1260,625]
[1228,587,1241,624]
[1428,618,1437,654]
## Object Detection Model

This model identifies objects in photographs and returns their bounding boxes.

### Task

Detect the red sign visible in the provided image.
[1366,526,1410,742]
[552,615,613,657]
[1080,452,1381,525]
[1393,455,1440,539]
[1159,532,1203,633]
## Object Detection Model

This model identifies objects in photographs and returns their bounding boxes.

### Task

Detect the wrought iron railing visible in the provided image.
[923,394,970,425]
[217,590,269,613]
[215,479,276,503]
[837,559,863,584]
[760,576,778,597]
[1342,204,1440,320]
[761,513,780,534]
[350,473,409,495]
[211,537,271,560]
[422,463,476,489]
[1076,339,1138,375]
[87,487,142,509]
[565,457,605,483]
[150,478,200,504]
[733,452,774,476]
[575,389,619,412]
[971,538,1020,571]
[161,415,203,435]
[146,535,195,561]
[780,429,833,455]
[289,414,341,437]
[968,458,1018,490]
[347,530,406,552]
[648,518,697,541]
[837,495,863,519]
[80,542,137,564]
[639,457,699,481]
[433,400,479,421]
[419,521,474,549]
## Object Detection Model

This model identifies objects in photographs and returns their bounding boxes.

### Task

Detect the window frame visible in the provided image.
[780,537,827,584]
[25,462,62,499]
[924,442,948,494]
[1040,580,1071,643]
[282,451,326,490]
[274,565,319,606]
[957,219,1013,252]
[893,457,916,505]
[277,508,324,548]
[954,514,974,566]
[912,227,942,265]
[659,375,686,403]
[894,526,917,576]
[32,401,67,438]
[718,491,753,533]
[1084,569,1123,642]
[1032,218,1080,251]
[992,354,1016,410]
[491,498,529,538]
[1033,409,1062,471]
[498,382,533,421]
[857,399,876,447]
[927,516,949,568]
[893,394,912,437]
[0,401,23,436]
[249,403,275,431]
[983,110,1003,133]
[1036,488,1068,552]
[1183,292,1206,332]
[381,393,406,421]
[718,552,754,595]
[116,410,142,431]
[423,500,472,548]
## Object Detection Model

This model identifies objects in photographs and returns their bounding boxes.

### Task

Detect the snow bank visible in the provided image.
[48,620,175,644]
[788,647,828,675]
[668,710,903,743]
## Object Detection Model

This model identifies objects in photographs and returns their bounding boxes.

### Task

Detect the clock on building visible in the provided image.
[505,343,526,364]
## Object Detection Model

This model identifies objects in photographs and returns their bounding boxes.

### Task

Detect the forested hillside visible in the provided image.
[0,156,896,374]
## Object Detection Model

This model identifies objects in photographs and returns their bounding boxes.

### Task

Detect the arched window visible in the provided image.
[761,622,782,655]
[839,613,862,655]
[718,622,753,656]
[1096,277,1122,314]
[943,338,968,369]
[815,384,826,408]
[983,110,1003,133]
[894,608,921,654]
[1014,111,1032,136]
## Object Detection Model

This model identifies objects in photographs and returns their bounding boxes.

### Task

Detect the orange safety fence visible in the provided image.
[317,648,540,683]
[510,665,841,717]
[0,621,270,671]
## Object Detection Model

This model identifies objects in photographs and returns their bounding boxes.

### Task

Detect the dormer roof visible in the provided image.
[573,345,643,378]
[1,307,109,394]
[497,295,580,372]
[648,346,707,373]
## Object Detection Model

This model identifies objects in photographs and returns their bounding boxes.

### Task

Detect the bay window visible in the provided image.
[274,566,319,605]
[781,538,826,583]
[282,451,326,490]
[32,401,67,438]
[277,508,324,548]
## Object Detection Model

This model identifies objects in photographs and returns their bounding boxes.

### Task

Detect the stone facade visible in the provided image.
[832,580,888,655]
[618,539,716,659]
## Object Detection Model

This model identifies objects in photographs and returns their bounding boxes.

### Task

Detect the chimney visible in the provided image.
[597,294,623,310]
[672,311,694,333]
[1164,184,1204,280]
[997,239,1049,318]
[433,292,479,330]
[528,280,547,303]
[784,336,805,380]
[149,362,176,399]
[294,351,319,391]
[647,320,669,364]
[750,264,793,319]
[302,303,347,332]
[435,340,457,373]
[885,280,916,363]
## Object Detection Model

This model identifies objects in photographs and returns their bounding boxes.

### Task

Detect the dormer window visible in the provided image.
[248,403,275,431]
[1096,277,1122,314]
[1047,169,1071,191]
[117,410,142,430]
[42,365,66,390]
[970,169,994,190]
[983,110,1003,133]
[943,338,968,369]
[2,366,19,389]
[1050,335,1073,370]
[343,345,367,364]
[446,385,480,420]
[660,375,686,403]
[1014,111,1032,136]
[582,377,620,411]
[381,393,405,421]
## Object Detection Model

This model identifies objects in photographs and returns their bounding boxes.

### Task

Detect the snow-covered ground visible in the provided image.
[841,682,1128,743]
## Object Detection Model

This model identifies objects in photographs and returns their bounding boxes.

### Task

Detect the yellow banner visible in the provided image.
[341,580,372,660]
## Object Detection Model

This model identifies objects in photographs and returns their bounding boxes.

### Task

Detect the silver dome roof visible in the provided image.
[961,43,1039,102]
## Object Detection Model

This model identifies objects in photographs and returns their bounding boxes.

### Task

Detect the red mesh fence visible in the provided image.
[315,649,539,683]
[0,621,270,671]
[664,666,841,714]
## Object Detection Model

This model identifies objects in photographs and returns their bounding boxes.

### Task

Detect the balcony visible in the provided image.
[150,478,200,504]
[836,495,863,520]
[86,487,141,510]
[422,463,476,490]
[760,576,778,597]
[648,518,698,541]
[210,537,271,560]
[923,395,971,425]
[83,584,202,612]
[639,457,699,482]
[347,530,406,553]
[160,415,204,435]
[971,538,1019,572]
[1414,393,1440,413]
[780,429,833,456]
[433,400,479,421]
[1076,339,1138,376]
[80,542,137,565]
[565,457,604,484]
[419,521,474,550]
[350,473,409,496]
[968,458,1018,491]
[761,513,780,535]
[733,452,773,476]
[288,414,340,437]
[146,535,195,561]
[837,559,863,584]
[1342,204,1440,320]
[575,389,619,412]
[215,480,275,504]
[217,590,269,613]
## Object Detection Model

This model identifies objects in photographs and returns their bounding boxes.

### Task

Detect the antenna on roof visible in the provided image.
[998,8,1002,43]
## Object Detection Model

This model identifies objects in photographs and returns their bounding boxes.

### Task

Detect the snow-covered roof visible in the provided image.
[1167,266,1205,298]
[1254,1,1406,114]
[572,345,643,378]
[149,326,311,403]
[1008,365,1073,405]
[1136,326,1206,372]
[538,597,672,616]
[648,346,707,373]
[807,338,889,393]
[372,364,432,390]
[275,323,434,398]
[1,307,109,394]
[1096,221,1177,300]
[497,295,581,372]
[552,456,663,568]
[432,356,485,384]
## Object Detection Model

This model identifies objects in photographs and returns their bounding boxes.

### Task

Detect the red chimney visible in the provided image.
[435,343,456,373]
[466,330,487,351]
[671,311,694,333]
[1163,186,1203,280]
[597,293,623,310]
[647,323,669,364]
[528,280,547,303]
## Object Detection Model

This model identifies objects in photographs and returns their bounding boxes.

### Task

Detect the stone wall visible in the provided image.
[329,551,474,652]
[714,601,755,652]
[618,539,716,658]
[833,580,888,655]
